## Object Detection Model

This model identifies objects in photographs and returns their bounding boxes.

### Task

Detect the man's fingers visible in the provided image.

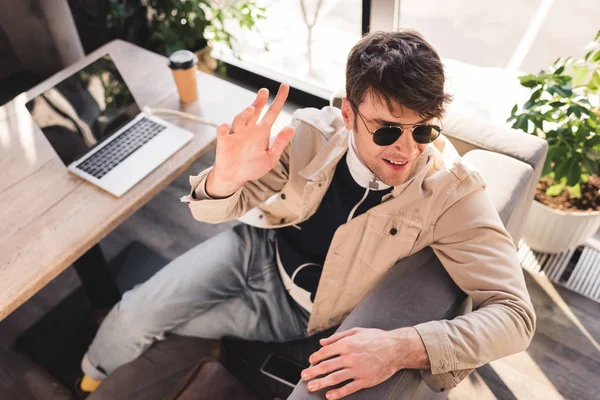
[247,88,269,126]
[320,328,359,346]
[307,369,354,393]
[326,379,365,400]
[216,123,230,138]
[268,125,295,162]
[261,83,290,127]
[302,357,345,381]
[309,342,344,366]
[231,105,255,133]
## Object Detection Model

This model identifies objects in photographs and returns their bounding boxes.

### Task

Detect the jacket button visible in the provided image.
[281,193,286,200]
[280,218,286,224]
[258,214,263,219]
[440,388,445,392]
[389,228,398,235]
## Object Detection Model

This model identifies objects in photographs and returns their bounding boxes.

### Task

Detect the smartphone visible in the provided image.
[260,353,307,388]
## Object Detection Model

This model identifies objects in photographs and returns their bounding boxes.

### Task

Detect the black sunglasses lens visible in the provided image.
[373,127,402,146]
[412,125,441,144]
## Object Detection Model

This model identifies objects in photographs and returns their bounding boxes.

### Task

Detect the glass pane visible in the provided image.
[213,0,363,97]
[393,0,600,124]
[397,0,600,73]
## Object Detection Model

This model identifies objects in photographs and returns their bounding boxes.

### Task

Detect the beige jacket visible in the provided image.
[180,106,536,389]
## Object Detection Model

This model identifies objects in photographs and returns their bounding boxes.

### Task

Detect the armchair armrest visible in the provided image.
[442,111,547,168]
[442,111,547,242]
[461,149,533,243]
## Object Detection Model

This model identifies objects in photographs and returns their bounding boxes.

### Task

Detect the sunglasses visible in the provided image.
[353,106,442,146]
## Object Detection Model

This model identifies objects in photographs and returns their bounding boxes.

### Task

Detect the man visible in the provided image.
[78,30,536,399]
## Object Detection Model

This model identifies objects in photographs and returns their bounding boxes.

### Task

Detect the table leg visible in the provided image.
[73,244,121,309]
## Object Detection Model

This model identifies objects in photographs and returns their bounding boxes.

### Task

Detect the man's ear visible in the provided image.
[340,97,355,131]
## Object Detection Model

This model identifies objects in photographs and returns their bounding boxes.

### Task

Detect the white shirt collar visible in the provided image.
[346,130,390,191]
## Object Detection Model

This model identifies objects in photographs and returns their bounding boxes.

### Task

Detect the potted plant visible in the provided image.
[105,0,266,74]
[507,30,600,253]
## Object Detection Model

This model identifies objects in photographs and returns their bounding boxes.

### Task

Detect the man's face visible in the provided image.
[341,95,430,187]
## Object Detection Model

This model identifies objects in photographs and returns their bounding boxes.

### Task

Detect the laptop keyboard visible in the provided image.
[76,117,166,179]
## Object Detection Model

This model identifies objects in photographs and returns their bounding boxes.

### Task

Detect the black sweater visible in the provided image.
[276,151,392,302]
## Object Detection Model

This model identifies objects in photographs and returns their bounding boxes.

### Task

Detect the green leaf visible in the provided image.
[596,29,600,41]
[550,145,568,159]
[572,64,590,87]
[514,115,529,132]
[575,105,590,115]
[554,65,565,75]
[585,50,594,61]
[566,161,582,186]
[543,146,557,174]
[576,125,591,143]
[542,156,554,176]
[588,72,600,91]
[551,85,573,97]
[519,75,539,88]
[589,135,600,147]
[567,105,583,118]
[549,101,565,108]
[567,184,582,198]
[593,50,600,62]
[546,179,567,197]
[555,158,571,180]
[554,75,572,86]
[529,88,542,102]
[583,157,599,175]
[543,145,568,175]
[581,173,590,183]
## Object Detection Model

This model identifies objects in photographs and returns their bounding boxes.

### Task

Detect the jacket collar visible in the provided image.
[387,147,434,199]
[298,127,349,182]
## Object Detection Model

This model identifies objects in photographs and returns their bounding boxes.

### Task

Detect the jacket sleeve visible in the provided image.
[179,141,291,224]
[414,174,536,391]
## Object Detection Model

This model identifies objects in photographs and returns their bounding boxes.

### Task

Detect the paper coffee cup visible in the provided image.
[168,50,199,104]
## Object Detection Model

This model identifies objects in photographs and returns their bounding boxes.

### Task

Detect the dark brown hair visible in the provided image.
[345,30,452,121]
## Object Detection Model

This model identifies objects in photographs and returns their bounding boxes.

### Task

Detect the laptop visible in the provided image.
[25,54,194,197]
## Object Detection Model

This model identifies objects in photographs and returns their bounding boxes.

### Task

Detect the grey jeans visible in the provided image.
[82,224,310,380]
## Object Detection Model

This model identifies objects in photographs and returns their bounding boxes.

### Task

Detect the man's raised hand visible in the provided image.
[206,83,295,198]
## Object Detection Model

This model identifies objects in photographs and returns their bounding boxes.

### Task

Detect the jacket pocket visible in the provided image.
[357,211,422,270]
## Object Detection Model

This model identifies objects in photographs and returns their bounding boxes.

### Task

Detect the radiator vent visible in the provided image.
[518,240,600,303]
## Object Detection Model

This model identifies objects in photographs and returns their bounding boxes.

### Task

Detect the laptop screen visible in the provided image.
[25,54,141,165]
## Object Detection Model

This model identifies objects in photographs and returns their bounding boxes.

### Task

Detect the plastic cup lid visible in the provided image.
[168,50,199,70]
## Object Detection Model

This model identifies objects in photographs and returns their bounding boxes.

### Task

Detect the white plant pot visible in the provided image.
[523,200,600,253]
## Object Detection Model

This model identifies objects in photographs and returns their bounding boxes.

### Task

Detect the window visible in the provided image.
[214,0,363,99]
[394,0,599,73]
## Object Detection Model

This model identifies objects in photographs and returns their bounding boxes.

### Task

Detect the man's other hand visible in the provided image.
[301,327,429,399]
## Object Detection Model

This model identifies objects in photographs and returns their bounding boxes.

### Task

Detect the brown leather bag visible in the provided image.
[166,357,258,400]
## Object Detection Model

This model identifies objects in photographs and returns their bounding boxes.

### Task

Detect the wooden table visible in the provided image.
[0,40,277,321]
